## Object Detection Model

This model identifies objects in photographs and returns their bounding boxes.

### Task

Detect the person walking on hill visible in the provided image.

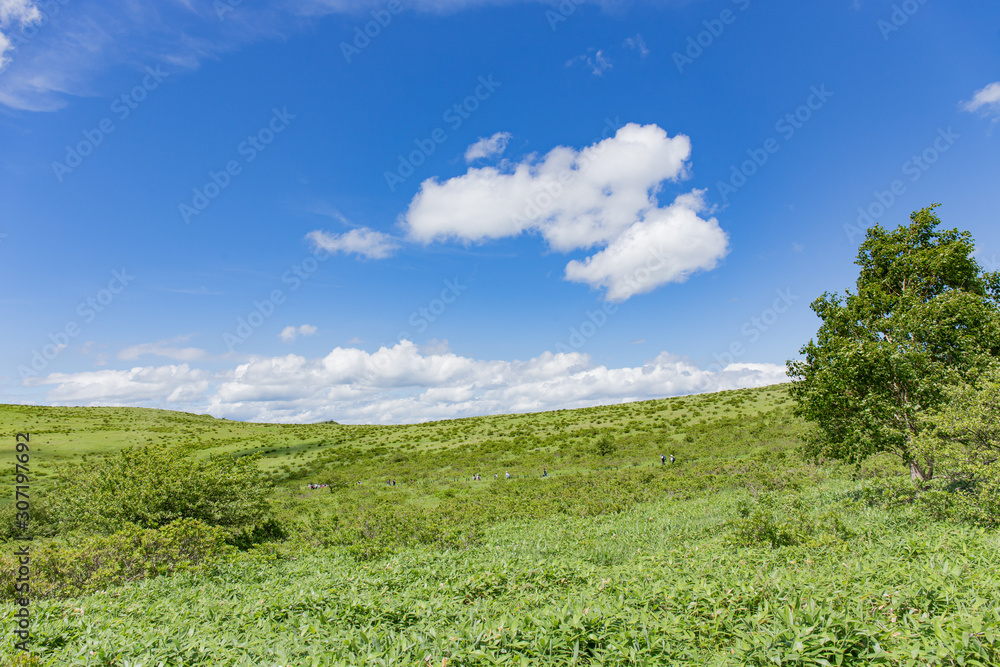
[660,454,666,466]
[670,454,675,464]
[505,471,510,479]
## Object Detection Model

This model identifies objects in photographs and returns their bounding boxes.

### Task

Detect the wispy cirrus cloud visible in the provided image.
[623,33,648,57]
[566,48,612,76]
[0,0,641,112]
[306,227,399,259]
[279,324,318,343]
[0,0,41,71]
[465,131,512,162]
[962,81,1000,122]
[118,335,208,362]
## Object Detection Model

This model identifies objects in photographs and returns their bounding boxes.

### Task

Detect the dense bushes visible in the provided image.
[727,490,853,548]
[0,518,233,601]
[858,475,1000,527]
[6,489,1000,665]
[910,364,1000,525]
[49,444,274,533]
[284,450,827,560]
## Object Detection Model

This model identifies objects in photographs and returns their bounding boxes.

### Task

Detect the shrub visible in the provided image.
[0,518,234,601]
[593,433,617,456]
[0,495,60,541]
[728,491,813,548]
[49,443,273,533]
[225,518,289,551]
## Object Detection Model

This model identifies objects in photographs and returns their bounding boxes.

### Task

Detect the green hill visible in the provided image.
[2,384,999,665]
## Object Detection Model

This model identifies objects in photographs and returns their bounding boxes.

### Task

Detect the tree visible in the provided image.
[787,205,1000,480]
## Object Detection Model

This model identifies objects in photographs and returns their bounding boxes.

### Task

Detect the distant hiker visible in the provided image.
[542,468,547,477]
[495,473,498,480]
[506,471,510,479]
[670,454,675,464]
[660,454,666,465]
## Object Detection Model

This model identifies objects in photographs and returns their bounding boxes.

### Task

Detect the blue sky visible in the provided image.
[1,0,998,423]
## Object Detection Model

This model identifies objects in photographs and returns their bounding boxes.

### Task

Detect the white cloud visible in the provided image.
[564,191,727,301]
[402,123,728,300]
[118,336,207,362]
[31,364,211,404]
[0,0,41,72]
[963,81,1000,121]
[23,341,788,424]
[624,34,648,57]
[0,0,628,111]
[464,131,512,162]
[306,227,399,259]
[567,48,612,76]
[279,324,319,343]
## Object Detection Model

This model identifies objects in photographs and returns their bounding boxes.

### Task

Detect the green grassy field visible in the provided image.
[2,384,999,665]
[0,384,789,490]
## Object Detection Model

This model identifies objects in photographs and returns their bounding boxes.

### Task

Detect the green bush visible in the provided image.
[225,517,289,551]
[593,432,617,456]
[49,443,273,533]
[859,475,1000,527]
[0,495,60,541]
[0,518,234,601]
[728,491,814,548]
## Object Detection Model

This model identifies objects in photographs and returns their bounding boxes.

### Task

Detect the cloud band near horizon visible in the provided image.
[21,341,788,424]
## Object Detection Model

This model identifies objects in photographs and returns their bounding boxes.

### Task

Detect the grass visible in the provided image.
[4,485,999,665]
[0,384,791,491]
[2,383,998,665]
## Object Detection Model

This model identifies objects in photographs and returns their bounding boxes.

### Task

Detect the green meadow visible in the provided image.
[2,384,999,665]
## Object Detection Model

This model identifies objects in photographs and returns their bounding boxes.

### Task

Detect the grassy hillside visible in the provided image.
[0,384,791,490]
[3,384,999,665]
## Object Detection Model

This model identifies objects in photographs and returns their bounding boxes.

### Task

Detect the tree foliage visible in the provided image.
[912,363,1000,523]
[52,443,273,533]
[787,205,1000,479]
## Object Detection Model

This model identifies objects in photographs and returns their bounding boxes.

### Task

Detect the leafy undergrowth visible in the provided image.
[3,484,999,666]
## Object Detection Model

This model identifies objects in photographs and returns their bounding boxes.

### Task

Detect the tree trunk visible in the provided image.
[909,459,933,481]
